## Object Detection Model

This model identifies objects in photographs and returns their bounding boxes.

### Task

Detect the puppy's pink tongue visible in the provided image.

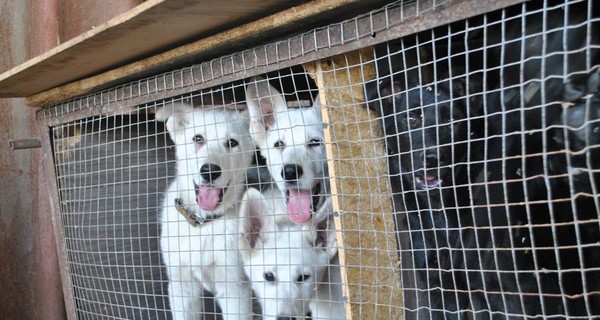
[425,175,441,187]
[288,189,312,223]
[197,185,221,210]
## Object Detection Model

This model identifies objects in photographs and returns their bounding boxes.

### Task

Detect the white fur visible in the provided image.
[157,103,254,320]
[238,188,346,320]
[245,77,329,222]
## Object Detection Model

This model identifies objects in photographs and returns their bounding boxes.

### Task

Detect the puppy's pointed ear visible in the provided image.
[587,66,600,94]
[239,188,273,256]
[367,77,403,117]
[245,77,287,143]
[562,69,598,103]
[308,201,338,258]
[155,102,194,141]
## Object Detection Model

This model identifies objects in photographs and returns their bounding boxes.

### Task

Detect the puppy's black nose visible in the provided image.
[423,151,439,168]
[282,164,303,181]
[200,163,221,181]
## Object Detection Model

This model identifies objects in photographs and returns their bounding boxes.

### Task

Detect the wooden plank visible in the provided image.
[0,0,305,98]
[36,112,77,320]
[313,64,353,320]
[305,49,403,320]
[23,0,391,108]
[57,0,143,43]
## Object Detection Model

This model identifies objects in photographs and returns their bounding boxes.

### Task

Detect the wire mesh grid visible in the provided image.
[39,0,600,319]
[52,114,174,319]
[49,69,346,320]
[363,0,600,318]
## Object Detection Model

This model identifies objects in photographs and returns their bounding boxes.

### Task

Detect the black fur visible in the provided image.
[553,66,600,195]
[367,75,483,319]
[465,2,600,316]
[545,67,600,316]
[366,1,600,319]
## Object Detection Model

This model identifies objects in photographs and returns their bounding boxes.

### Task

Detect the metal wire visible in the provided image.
[40,0,600,319]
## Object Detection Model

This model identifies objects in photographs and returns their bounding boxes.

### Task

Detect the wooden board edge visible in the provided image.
[312,61,354,320]
[25,0,386,108]
[305,49,403,320]
[0,0,165,83]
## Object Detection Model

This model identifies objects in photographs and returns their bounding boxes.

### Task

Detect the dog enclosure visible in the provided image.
[36,0,600,319]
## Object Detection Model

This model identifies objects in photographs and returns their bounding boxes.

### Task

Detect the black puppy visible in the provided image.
[368,76,479,200]
[457,1,600,317]
[367,75,481,319]
[368,2,600,318]
[543,67,600,316]
[553,66,600,193]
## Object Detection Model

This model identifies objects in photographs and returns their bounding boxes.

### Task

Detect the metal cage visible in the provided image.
[37,0,600,319]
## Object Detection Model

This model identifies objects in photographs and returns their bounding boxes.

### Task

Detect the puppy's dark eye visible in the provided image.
[308,138,322,148]
[296,274,311,282]
[404,113,420,129]
[226,139,239,148]
[264,272,276,282]
[274,140,285,149]
[192,134,204,144]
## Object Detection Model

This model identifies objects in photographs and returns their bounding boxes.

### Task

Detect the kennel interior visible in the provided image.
[36,0,600,319]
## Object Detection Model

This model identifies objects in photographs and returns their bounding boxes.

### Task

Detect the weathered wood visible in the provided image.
[21,0,526,112]
[305,48,403,320]
[36,111,77,320]
[0,0,305,98]
[313,67,353,320]
[6,0,392,106]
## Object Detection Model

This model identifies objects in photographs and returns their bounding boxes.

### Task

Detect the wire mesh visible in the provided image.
[39,0,600,319]
[364,0,600,318]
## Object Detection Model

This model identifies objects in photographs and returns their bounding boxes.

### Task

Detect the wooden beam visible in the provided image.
[313,64,353,320]
[35,112,78,320]
[1,0,391,107]
[305,49,404,320]
[0,0,304,98]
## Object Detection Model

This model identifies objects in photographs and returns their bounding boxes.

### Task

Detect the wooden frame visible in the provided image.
[0,0,394,104]
[32,0,531,318]
[308,49,403,319]
[36,113,77,320]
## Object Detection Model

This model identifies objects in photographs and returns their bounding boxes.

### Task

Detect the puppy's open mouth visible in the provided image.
[194,182,228,211]
[286,182,322,224]
[415,174,442,190]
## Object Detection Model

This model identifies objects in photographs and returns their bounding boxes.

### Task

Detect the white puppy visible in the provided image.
[156,103,254,320]
[245,78,329,223]
[238,187,345,320]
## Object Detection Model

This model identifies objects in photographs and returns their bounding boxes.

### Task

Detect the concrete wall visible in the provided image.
[0,1,141,318]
